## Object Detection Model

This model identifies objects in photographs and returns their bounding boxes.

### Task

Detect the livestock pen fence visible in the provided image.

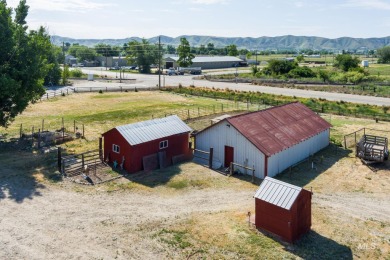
[18,117,86,148]
[154,101,265,121]
[59,148,103,177]
[343,128,390,150]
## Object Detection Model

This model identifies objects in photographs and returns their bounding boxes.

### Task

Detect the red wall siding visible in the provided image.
[255,199,293,242]
[103,130,190,173]
[255,190,312,243]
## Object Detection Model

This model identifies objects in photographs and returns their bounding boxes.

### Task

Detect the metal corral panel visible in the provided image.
[195,120,266,179]
[267,129,330,177]
[227,102,331,157]
[115,115,192,146]
[254,177,302,210]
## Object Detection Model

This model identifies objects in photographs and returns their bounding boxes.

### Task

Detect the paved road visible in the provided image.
[80,67,390,106]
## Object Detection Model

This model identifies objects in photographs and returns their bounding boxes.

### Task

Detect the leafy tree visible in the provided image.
[94,43,120,57]
[177,37,194,67]
[198,44,207,55]
[207,43,215,52]
[0,0,57,126]
[251,65,259,76]
[227,44,238,56]
[377,46,390,64]
[288,66,315,78]
[246,52,252,60]
[264,59,297,75]
[68,45,97,61]
[334,54,360,71]
[166,45,176,54]
[317,70,330,83]
[296,55,305,63]
[125,39,160,73]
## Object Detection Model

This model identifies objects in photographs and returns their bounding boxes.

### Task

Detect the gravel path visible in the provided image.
[0,183,253,259]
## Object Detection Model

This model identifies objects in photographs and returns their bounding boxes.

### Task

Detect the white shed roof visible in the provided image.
[254,177,302,210]
[115,115,192,146]
[166,56,243,63]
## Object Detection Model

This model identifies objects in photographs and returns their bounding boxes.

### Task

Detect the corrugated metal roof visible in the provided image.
[166,56,243,63]
[254,177,302,210]
[115,115,192,146]
[227,102,332,156]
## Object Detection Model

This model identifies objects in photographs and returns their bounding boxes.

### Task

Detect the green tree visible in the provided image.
[317,70,330,83]
[296,55,305,63]
[0,0,57,126]
[68,45,97,62]
[227,44,238,56]
[94,43,119,57]
[125,39,160,73]
[264,59,297,75]
[377,46,390,64]
[177,37,194,67]
[334,54,360,72]
[166,45,176,54]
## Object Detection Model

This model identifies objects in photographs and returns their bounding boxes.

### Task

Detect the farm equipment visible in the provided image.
[356,134,389,164]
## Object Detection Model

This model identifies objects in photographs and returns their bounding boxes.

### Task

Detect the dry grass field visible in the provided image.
[0,92,389,259]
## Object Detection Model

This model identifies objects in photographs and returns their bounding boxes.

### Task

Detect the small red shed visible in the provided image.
[102,115,192,173]
[254,177,312,243]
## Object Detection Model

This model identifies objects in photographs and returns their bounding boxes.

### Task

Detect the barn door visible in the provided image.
[224,146,234,167]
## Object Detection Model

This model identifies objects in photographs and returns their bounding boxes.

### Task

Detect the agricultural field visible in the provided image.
[0,92,389,259]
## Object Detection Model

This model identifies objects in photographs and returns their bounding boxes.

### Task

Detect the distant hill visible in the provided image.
[51,35,390,51]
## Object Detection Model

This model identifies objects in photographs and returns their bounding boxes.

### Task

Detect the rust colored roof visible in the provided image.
[227,102,332,156]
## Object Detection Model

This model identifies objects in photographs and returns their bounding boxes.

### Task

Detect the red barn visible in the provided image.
[102,115,192,173]
[254,177,312,243]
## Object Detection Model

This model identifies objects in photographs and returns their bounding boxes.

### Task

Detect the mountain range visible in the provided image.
[51,35,390,51]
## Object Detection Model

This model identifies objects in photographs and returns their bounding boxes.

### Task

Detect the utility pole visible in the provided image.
[158,36,161,89]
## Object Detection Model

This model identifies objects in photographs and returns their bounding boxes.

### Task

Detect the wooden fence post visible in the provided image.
[344,136,347,149]
[252,165,255,183]
[209,148,214,169]
[82,124,85,138]
[82,154,85,170]
[32,126,34,147]
[187,109,190,119]
[99,137,103,162]
[58,147,62,172]
[38,129,41,149]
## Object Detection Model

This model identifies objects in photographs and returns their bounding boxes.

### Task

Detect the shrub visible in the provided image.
[70,68,83,78]
[288,66,316,78]
[99,90,103,94]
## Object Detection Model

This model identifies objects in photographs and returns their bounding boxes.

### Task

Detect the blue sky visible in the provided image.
[6,0,390,39]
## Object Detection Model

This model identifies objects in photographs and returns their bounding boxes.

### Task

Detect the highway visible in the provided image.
[79,67,390,106]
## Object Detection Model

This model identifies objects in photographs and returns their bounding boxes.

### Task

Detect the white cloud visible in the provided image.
[344,0,390,10]
[294,1,304,8]
[9,0,114,12]
[191,0,229,5]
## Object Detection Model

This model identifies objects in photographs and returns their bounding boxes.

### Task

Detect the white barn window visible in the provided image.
[159,140,168,149]
[113,144,120,153]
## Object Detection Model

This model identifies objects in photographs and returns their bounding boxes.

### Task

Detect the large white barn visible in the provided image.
[195,102,332,179]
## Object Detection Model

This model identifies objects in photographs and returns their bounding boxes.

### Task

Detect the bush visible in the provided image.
[288,66,316,78]
[70,68,83,78]
[99,90,103,94]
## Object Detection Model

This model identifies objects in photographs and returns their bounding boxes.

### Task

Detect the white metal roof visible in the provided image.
[166,56,243,63]
[254,177,302,210]
[115,115,192,146]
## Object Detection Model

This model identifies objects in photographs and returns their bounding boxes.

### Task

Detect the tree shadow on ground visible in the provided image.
[276,144,351,187]
[286,230,353,259]
[122,164,183,188]
[0,140,59,203]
